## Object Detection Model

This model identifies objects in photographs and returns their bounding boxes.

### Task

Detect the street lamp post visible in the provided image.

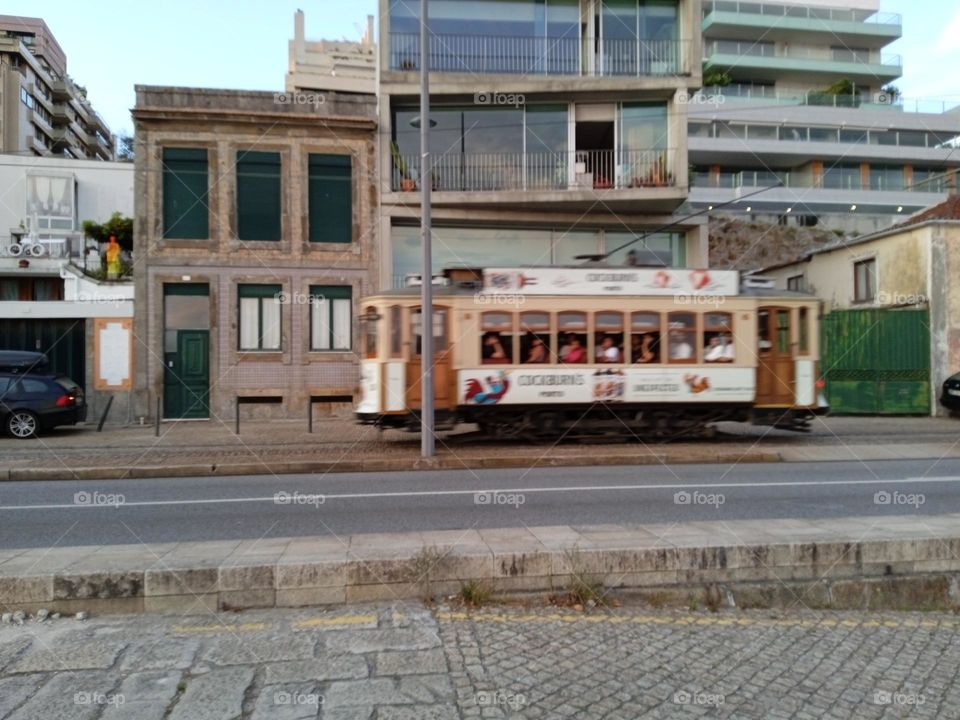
[419,0,435,458]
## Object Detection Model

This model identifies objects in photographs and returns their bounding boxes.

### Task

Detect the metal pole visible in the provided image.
[234,398,240,435]
[308,398,313,434]
[154,396,160,437]
[420,0,435,458]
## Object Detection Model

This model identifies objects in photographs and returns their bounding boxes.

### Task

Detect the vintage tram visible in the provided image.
[355,266,826,439]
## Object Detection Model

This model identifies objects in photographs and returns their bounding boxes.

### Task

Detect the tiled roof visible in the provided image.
[893,193,960,230]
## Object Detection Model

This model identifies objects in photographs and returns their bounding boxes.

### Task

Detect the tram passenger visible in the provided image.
[482,333,509,364]
[632,333,658,363]
[559,334,586,364]
[668,330,694,360]
[597,335,622,363]
[525,336,548,363]
[705,334,735,362]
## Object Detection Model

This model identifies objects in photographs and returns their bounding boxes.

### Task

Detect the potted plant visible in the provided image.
[390,141,416,192]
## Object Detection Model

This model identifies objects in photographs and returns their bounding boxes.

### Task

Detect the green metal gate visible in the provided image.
[0,319,87,389]
[821,309,930,414]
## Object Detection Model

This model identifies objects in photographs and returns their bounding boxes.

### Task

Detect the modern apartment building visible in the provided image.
[373,0,706,289]
[688,0,960,233]
[0,15,115,161]
[131,86,378,422]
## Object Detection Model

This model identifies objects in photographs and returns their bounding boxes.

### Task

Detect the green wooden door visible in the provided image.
[163,330,209,419]
[821,309,930,414]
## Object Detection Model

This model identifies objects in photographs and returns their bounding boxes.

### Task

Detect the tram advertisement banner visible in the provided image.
[460,367,755,405]
[482,267,740,296]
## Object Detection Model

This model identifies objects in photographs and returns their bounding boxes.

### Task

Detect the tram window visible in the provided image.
[411,308,448,356]
[594,312,624,363]
[776,310,790,353]
[520,311,551,364]
[798,307,809,354]
[363,306,378,359]
[630,312,661,364]
[390,305,402,357]
[703,312,734,363]
[667,312,696,363]
[758,310,772,354]
[481,311,513,364]
[558,311,588,364]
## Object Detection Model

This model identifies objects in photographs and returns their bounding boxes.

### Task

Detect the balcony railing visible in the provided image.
[694,87,960,114]
[704,40,901,67]
[703,1,901,25]
[691,170,954,193]
[389,32,686,76]
[391,149,675,193]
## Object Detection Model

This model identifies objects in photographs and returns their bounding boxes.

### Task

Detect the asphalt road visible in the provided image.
[1,459,959,549]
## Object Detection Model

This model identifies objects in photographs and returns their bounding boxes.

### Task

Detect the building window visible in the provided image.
[786,274,805,292]
[853,259,876,303]
[237,151,281,241]
[162,148,210,239]
[308,154,352,243]
[309,286,352,351]
[238,284,282,350]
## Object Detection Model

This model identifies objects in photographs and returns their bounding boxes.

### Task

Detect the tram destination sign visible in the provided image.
[482,267,740,296]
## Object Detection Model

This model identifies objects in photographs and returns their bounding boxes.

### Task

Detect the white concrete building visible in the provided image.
[0,154,135,424]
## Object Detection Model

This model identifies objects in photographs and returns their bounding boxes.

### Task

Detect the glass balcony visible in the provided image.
[389,33,687,76]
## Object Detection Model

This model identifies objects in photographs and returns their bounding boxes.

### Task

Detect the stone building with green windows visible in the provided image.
[131,86,377,422]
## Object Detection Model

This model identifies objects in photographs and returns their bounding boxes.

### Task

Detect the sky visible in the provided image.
[7,0,960,137]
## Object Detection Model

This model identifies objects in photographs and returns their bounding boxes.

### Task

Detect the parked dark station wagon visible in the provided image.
[0,351,87,438]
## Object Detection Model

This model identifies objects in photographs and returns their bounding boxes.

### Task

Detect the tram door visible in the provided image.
[756,307,795,405]
[406,306,451,410]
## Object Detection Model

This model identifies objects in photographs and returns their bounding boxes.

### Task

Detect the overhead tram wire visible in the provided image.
[573,181,786,263]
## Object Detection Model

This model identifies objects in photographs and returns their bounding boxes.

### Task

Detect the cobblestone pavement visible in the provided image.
[1,602,958,719]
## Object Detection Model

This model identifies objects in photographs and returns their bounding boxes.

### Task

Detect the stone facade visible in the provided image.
[132,86,378,421]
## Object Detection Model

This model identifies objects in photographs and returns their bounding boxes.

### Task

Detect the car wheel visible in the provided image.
[7,411,39,439]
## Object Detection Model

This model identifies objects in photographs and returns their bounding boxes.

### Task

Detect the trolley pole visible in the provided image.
[419,0,435,458]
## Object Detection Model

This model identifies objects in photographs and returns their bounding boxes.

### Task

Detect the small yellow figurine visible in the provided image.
[106,235,121,280]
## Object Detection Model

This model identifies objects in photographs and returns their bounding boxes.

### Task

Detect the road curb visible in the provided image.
[1,451,782,481]
[2,517,960,615]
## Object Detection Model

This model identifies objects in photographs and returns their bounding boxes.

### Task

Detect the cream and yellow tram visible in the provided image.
[356,266,826,439]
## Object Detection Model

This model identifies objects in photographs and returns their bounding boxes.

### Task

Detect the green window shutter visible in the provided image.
[238,284,282,299]
[308,154,352,243]
[162,148,209,239]
[237,151,282,241]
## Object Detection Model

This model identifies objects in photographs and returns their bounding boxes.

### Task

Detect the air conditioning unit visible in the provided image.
[6,243,23,257]
[27,244,46,257]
